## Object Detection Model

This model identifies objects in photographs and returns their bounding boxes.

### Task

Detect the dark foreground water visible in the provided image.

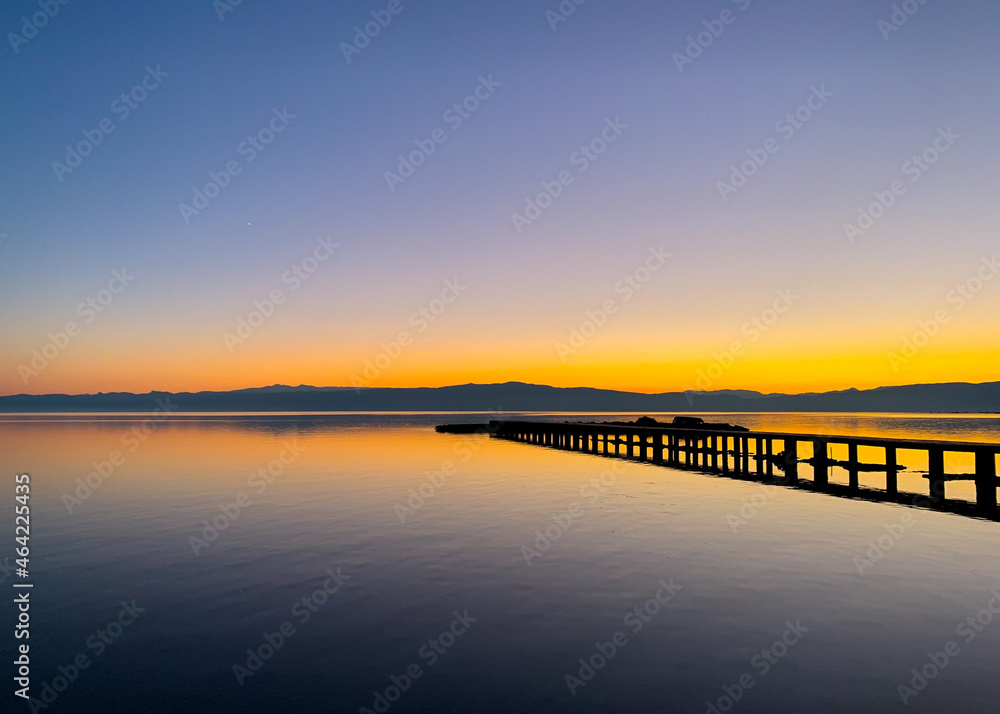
[2,413,1000,713]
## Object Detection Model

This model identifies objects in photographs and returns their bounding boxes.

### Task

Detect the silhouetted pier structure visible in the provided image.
[449,420,1000,519]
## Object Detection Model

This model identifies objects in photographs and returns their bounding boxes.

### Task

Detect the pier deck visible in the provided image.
[443,420,1000,520]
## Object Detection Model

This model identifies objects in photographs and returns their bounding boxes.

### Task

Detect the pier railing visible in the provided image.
[484,420,1000,516]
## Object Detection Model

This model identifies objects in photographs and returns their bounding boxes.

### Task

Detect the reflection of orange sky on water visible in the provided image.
[1,421,592,503]
[2,416,996,507]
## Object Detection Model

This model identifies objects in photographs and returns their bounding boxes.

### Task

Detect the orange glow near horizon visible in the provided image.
[3,338,998,396]
[3,287,998,396]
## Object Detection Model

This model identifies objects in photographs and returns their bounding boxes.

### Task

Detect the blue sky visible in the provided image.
[1,0,998,394]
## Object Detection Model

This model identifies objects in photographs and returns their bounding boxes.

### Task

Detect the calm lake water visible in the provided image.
[2,412,1000,713]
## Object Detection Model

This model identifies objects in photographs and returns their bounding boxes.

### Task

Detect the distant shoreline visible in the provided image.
[1,381,998,414]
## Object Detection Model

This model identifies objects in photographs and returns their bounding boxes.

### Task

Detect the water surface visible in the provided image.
[2,412,1000,713]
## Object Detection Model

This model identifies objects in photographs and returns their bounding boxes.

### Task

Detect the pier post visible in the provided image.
[742,436,750,473]
[813,440,829,486]
[627,433,634,459]
[711,435,719,471]
[847,443,859,490]
[927,447,945,503]
[885,446,898,497]
[765,439,774,479]
[755,438,764,478]
[975,450,997,512]
[722,436,730,473]
[783,439,798,484]
[654,434,664,464]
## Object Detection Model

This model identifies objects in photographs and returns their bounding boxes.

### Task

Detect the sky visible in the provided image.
[1,0,998,396]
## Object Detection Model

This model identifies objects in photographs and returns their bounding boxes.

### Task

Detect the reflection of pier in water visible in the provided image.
[438,420,1000,522]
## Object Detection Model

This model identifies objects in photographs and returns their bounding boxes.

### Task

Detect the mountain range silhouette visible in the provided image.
[2,381,998,413]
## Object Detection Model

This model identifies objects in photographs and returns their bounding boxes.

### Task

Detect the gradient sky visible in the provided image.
[1,0,998,396]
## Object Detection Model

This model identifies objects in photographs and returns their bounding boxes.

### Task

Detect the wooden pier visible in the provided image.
[472,420,1000,519]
